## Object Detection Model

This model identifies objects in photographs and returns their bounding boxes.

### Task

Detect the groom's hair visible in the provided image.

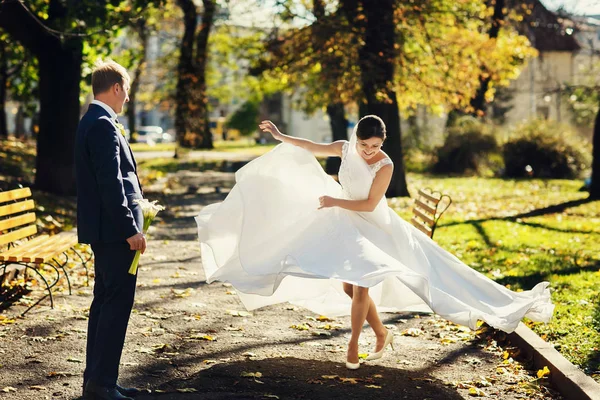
[91,60,130,96]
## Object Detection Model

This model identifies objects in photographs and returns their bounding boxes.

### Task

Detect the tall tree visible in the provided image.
[312,0,348,176]
[124,17,150,142]
[353,0,408,196]
[470,0,505,116]
[0,0,83,195]
[0,0,161,195]
[257,0,535,197]
[175,0,216,149]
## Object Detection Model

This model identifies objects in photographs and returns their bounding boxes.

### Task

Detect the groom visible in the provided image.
[75,60,146,400]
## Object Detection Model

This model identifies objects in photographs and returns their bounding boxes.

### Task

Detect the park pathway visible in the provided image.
[0,169,561,400]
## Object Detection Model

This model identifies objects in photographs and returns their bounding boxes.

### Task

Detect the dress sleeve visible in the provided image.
[372,158,393,174]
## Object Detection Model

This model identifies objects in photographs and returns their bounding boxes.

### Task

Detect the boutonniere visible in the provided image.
[115,122,126,137]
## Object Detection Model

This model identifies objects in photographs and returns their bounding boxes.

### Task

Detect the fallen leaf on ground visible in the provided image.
[317,315,334,322]
[227,310,252,317]
[537,366,551,378]
[176,388,198,393]
[187,334,215,341]
[401,328,422,337]
[290,324,309,331]
[468,387,487,396]
[241,372,263,378]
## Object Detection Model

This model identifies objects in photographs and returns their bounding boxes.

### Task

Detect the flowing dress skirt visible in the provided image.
[196,144,553,333]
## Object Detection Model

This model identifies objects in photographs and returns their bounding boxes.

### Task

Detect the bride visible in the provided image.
[195,115,554,369]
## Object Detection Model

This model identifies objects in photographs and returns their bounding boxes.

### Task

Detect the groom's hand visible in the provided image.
[127,233,147,254]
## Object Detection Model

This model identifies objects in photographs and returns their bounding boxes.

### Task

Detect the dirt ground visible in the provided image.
[0,169,563,400]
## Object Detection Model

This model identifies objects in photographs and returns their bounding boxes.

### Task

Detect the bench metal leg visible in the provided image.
[71,246,91,287]
[48,255,71,296]
[11,262,59,316]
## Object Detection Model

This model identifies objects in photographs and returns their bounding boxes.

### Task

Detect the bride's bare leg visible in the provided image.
[343,283,388,352]
[347,286,369,363]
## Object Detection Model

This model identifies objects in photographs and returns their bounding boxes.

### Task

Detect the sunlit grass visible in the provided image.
[389,173,600,379]
[130,139,276,155]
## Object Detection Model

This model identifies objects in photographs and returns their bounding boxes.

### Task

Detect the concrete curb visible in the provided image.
[508,323,600,400]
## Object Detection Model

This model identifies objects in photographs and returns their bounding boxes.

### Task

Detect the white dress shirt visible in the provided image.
[91,99,118,121]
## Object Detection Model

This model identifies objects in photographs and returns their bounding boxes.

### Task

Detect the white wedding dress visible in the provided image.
[195,131,554,333]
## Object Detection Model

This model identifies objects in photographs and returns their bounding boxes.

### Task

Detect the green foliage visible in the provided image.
[226,100,260,136]
[207,25,285,107]
[0,34,38,114]
[432,117,500,175]
[502,119,591,179]
[564,84,599,128]
[259,1,537,115]
[561,61,599,128]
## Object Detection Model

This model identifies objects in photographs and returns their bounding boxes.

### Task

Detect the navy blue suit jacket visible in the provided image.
[75,104,143,244]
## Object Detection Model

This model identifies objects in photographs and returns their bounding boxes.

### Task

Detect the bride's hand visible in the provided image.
[318,195,336,209]
[259,120,283,141]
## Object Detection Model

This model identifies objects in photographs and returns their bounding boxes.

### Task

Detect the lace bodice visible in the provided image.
[339,141,393,199]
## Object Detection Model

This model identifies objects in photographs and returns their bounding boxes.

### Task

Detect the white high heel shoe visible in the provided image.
[365,330,394,361]
[345,360,360,370]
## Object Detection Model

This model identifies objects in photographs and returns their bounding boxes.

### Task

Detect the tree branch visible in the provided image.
[0,0,53,55]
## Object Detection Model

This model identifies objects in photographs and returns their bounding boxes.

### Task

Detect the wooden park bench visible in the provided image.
[410,188,452,238]
[0,187,90,315]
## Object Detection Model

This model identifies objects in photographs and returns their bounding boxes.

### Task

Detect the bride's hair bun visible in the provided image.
[356,115,386,140]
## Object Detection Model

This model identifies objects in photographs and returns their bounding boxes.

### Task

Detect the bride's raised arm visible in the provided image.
[259,120,344,157]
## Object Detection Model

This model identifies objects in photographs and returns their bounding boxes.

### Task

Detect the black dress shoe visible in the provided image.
[116,384,141,398]
[83,382,133,400]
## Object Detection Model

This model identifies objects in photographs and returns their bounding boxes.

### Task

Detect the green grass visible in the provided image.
[130,139,276,155]
[129,142,177,152]
[391,174,600,380]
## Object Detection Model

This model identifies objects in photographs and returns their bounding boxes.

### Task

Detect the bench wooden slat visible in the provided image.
[413,207,435,227]
[0,212,36,232]
[0,188,32,204]
[0,225,37,246]
[1,236,50,262]
[23,233,78,263]
[414,199,436,215]
[0,200,35,218]
[417,189,441,205]
[411,217,433,237]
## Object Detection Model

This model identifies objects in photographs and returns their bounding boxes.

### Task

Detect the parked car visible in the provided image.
[132,126,169,145]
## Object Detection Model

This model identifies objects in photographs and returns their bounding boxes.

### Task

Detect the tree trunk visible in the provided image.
[193,0,215,149]
[0,41,7,138]
[325,103,348,175]
[175,0,197,149]
[358,0,409,197]
[126,24,148,143]
[0,0,82,195]
[175,0,215,149]
[590,104,600,199]
[35,43,81,195]
[15,105,25,138]
[470,0,505,116]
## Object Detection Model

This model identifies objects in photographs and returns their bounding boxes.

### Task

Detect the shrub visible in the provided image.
[502,119,591,179]
[432,117,500,175]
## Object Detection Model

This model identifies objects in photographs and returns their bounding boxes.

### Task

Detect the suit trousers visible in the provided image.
[84,241,138,387]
